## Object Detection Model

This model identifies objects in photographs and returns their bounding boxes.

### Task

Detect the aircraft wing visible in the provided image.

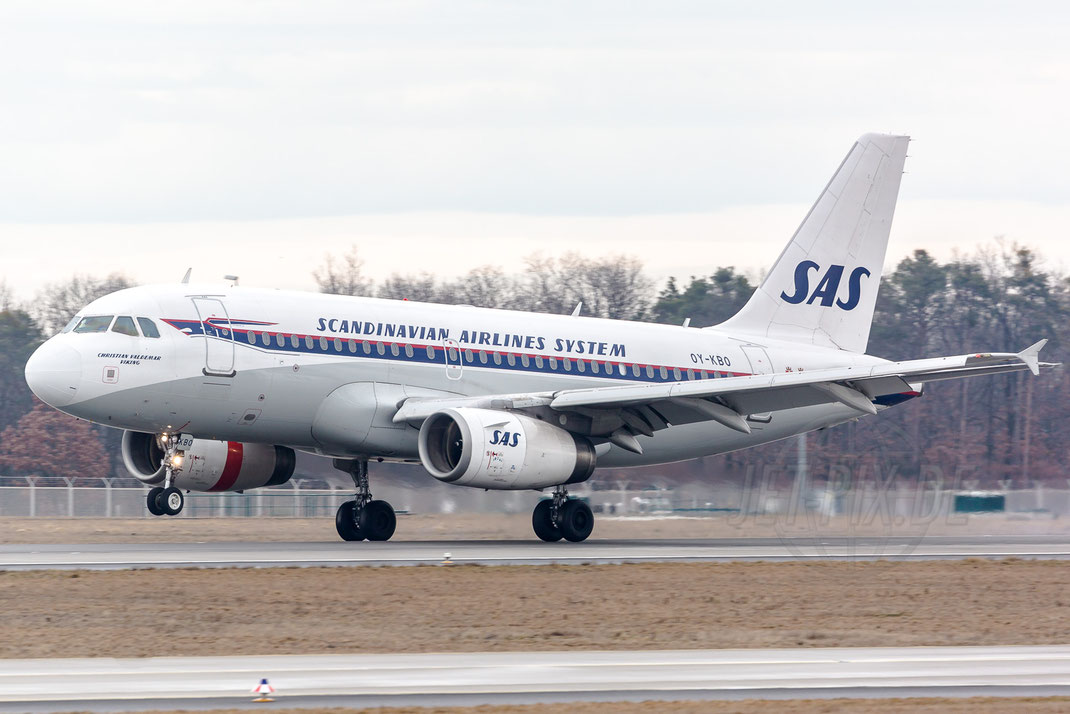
[393,341,1056,451]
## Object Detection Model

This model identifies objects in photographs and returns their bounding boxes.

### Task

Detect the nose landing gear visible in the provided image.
[145,434,186,517]
[532,486,594,543]
[333,459,396,542]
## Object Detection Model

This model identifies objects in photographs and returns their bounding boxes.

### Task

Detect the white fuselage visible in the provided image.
[26,283,894,469]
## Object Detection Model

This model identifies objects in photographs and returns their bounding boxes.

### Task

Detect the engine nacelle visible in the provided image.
[121,431,296,492]
[417,408,595,490]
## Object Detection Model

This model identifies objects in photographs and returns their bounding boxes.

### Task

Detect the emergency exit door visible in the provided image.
[740,344,774,375]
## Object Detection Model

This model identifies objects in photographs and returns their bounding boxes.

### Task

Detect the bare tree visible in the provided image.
[517,253,653,319]
[31,274,134,335]
[309,246,654,318]
[313,245,374,296]
[377,273,439,303]
[438,266,520,309]
[0,280,13,312]
[0,400,111,485]
[517,253,575,315]
[574,254,653,320]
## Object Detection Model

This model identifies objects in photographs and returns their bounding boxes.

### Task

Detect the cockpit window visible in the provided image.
[137,317,161,338]
[73,316,114,333]
[60,317,80,333]
[112,316,139,337]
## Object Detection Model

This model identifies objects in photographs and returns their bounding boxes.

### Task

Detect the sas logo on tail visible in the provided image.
[490,430,521,447]
[780,261,870,311]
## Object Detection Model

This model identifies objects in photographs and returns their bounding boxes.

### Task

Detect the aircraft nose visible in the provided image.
[25,340,81,407]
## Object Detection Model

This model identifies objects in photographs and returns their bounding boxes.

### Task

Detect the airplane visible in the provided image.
[24,133,1055,543]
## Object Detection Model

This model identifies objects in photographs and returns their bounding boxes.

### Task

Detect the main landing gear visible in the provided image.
[146,434,185,517]
[532,486,594,543]
[333,459,396,542]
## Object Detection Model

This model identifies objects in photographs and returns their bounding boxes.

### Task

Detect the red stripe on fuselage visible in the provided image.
[209,442,244,491]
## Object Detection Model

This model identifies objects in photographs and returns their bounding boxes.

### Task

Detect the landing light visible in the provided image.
[171,453,184,468]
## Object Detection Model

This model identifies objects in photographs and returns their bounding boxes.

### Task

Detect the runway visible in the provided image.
[2,646,1069,711]
[2,534,1070,570]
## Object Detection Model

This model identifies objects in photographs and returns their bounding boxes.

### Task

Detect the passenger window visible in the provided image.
[74,315,113,333]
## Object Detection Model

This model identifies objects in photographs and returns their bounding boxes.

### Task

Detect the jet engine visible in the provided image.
[417,408,595,490]
[121,431,296,492]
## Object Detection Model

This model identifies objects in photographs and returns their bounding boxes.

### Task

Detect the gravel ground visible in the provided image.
[1,559,1066,659]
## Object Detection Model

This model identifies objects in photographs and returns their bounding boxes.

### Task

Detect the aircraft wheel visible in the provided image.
[335,501,364,541]
[157,487,184,516]
[146,487,165,516]
[359,500,396,542]
[559,499,594,543]
[532,499,562,542]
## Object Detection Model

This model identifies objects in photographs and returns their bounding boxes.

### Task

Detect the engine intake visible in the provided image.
[418,408,595,490]
[121,431,296,492]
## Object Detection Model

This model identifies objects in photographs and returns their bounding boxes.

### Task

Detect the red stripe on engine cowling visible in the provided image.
[209,442,244,491]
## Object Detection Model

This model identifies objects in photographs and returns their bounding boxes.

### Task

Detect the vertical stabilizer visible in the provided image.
[714,133,909,353]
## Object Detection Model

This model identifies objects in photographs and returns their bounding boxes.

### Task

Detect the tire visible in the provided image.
[359,500,397,542]
[532,499,562,542]
[146,487,165,516]
[559,499,594,543]
[158,487,184,516]
[335,501,364,541]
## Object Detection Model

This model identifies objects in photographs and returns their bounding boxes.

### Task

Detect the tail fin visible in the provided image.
[715,133,909,353]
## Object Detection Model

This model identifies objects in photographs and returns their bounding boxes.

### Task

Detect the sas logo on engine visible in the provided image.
[780,261,871,311]
[490,430,520,447]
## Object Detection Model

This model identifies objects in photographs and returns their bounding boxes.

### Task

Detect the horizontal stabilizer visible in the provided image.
[1017,339,1047,376]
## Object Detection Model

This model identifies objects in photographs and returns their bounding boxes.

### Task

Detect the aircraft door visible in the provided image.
[443,338,463,380]
[740,344,774,375]
[191,297,236,377]
[740,344,774,429]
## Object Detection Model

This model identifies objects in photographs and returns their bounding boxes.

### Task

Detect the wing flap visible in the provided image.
[391,343,1055,434]
[549,343,1055,415]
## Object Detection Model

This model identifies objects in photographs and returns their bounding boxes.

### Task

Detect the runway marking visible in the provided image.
[5,646,1070,708]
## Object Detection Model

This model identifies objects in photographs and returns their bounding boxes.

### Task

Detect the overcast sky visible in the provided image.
[2,1,1068,300]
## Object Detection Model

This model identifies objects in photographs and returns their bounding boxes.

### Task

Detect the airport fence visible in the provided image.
[0,475,1068,520]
